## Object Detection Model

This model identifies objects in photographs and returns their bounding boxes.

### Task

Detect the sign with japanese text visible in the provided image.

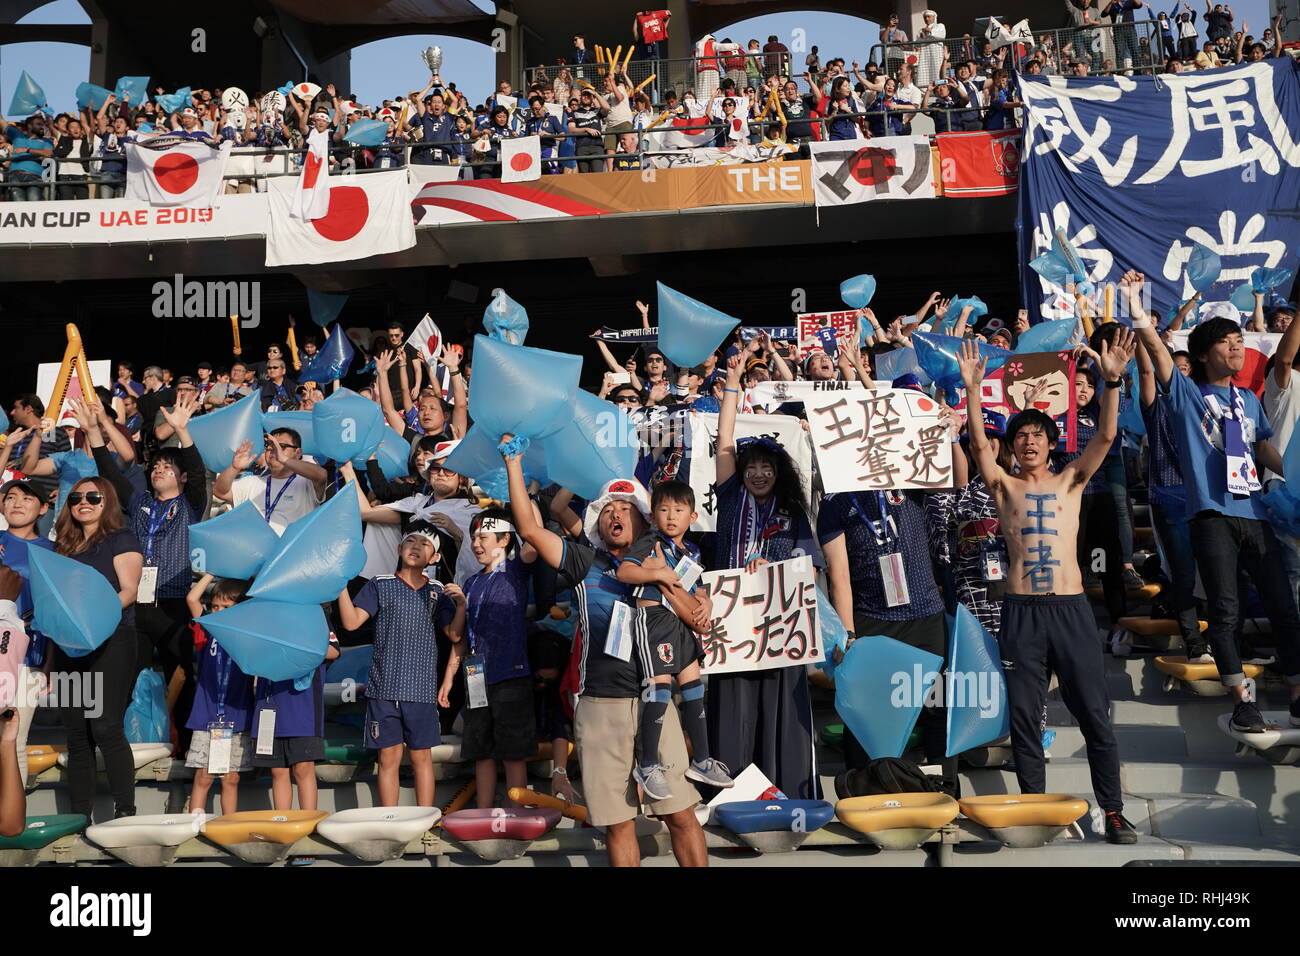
[807,387,954,493]
[796,310,858,358]
[687,411,813,532]
[1018,60,1300,322]
[699,556,821,675]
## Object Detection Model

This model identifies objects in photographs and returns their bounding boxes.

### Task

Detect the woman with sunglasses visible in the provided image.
[52,476,143,821]
[707,352,821,799]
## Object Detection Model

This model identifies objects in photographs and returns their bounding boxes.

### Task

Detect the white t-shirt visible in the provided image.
[894,83,924,108]
[231,472,321,535]
[1263,368,1300,484]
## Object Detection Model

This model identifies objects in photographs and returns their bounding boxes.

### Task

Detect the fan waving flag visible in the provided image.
[266,169,416,267]
[501,135,542,183]
[292,127,331,221]
[407,313,444,365]
[125,138,232,208]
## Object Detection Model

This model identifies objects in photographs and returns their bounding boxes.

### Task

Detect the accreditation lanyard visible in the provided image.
[144,495,178,563]
[852,491,901,549]
[263,474,296,524]
[465,563,508,659]
[210,639,234,721]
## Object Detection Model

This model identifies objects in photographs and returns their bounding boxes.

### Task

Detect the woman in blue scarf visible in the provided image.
[707,353,820,799]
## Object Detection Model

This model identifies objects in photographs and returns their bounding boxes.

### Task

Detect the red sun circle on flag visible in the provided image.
[302,152,324,190]
[849,147,898,186]
[311,186,369,242]
[509,153,534,173]
[915,397,934,412]
[426,334,442,355]
[154,153,200,194]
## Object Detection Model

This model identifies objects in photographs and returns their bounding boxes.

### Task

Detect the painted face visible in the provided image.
[1007,369,1070,418]
[742,457,776,500]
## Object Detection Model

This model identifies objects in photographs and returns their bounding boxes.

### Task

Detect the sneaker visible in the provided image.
[1241,650,1277,667]
[685,757,734,788]
[1121,567,1145,590]
[1104,811,1138,845]
[1230,700,1267,734]
[633,763,674,801]
[1290,696,1300,729]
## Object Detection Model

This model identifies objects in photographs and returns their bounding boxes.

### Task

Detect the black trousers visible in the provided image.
[708,664,820,800]
[1000,593,1123,813]
[53,624,139,818]
[136,598,195,754]
[842,611,957,787]
[1189,512,1300,686]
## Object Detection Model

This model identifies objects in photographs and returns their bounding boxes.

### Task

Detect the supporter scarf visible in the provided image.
[1199,384,1261,497]
[724,481,816,569]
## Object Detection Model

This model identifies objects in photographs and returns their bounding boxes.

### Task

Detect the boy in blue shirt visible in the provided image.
[184,574,256,814]
[440,507,538,808]
[617,480,733,799]
[1123,270,1300,733]
[336,529,466,807]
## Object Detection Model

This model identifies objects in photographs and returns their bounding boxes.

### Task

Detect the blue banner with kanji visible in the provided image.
[1017,58,1300,321]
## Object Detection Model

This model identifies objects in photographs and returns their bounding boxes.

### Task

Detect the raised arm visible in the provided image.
[1121,269,1174,387]
[548,486,583,539]
[213,440,257,503]
[335,581,371,631]
[716,354,744,488]
[440,345,468,439]
[502,436,564,568]
[372,350,406,433]
[1272,296,1300,391]
[957,340,1006,491]
[1136,330,1158,408]
[1166,290,1200,332]
[1064,329,1137,485]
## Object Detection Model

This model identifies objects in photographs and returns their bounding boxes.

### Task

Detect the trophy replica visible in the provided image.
[422,46,444,76]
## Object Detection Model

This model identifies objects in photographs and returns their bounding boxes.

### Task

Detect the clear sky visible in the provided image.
[1,0,1280,116]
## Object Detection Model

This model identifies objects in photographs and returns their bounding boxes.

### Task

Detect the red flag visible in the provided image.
[936,129,1021,198]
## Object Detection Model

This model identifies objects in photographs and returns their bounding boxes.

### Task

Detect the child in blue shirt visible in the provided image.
[440,507,538,808]
[336,529,466,807]
[184,574,256,815]
[616,480,733,799]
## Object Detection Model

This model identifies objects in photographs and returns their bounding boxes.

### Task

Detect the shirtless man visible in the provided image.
[958,332,1139,845]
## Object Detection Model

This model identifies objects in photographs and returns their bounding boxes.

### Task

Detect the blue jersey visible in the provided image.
[557,541,639,698]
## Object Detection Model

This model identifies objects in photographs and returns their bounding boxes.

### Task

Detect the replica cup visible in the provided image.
[422,45,444,75]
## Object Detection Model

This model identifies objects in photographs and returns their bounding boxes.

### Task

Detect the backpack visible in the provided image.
[834,757,945,799]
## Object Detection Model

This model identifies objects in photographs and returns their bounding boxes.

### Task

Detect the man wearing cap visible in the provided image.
[259,358,299,413]
[0,478,52,786]
[153,376,203,449]
[502,450,706,866]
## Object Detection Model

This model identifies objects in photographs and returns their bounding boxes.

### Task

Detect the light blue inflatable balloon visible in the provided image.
[835,635,943,760]
[1252,265,1293,295]
[1029,250,1073,289]
[354,428,411,481]
[189,501,281,580]
[75,82,112,110]
[840,274,877,310]
[444,424,549,502]
[113,76,150,105]
[1186,242,1221,294]
[945,604,1009,757]
[311,387,386,465]
[938,295,988,335]
[248,488,366,604]
[468,335,581,440]
[483,290,530,345]
[0,407,9,433]
[343,118,388,147]
[200,599,329,681]
[326,644,372,686]
[1284,419,1300,487]
[538,390,638,500]
[911,331,1011,393]
[188,391,265,474]
[812,585,850,682]
[305,289,348,328]
[8,71,46,115]
[262,410,323,460]
[656,282,740,368]
[1229,283,1257,315]
[28,547,120,657]
[873,346,933,386]
[300,323,355,383]
[1014,317,1077,355]
[1261,485,1300,537]
[155,86,192,115]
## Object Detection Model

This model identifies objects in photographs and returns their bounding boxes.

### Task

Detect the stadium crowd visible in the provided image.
[0,4,1290,198]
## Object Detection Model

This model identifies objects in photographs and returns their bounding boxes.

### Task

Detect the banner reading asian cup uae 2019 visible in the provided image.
[1017,59,1300,321]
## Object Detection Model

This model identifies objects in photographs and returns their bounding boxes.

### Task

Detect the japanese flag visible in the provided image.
[265,170,416,267]
[408,313,444,364]
[125,139,231,208]
[501,135,541,183]
[291,127,331,221]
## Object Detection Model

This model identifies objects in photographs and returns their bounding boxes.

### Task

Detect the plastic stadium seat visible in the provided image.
[836,792,960,849]
[958,794,1088,847]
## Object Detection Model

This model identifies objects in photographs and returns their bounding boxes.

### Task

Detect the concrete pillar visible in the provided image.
[495,8,521,93]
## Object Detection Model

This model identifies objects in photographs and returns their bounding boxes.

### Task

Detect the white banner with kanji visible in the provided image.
[796,310,858,358]
[699,556,821,675]
[807,386,954,492]
[687,411,813,532]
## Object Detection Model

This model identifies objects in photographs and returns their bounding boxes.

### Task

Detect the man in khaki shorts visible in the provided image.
[502,451,706,866]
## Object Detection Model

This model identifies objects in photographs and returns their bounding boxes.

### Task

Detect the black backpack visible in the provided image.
[835,757,946,800]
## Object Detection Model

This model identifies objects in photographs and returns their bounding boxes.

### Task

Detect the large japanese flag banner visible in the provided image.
[687,411,813,532]
[698,556,821,675]
[810,136,936,206]
[291,127,331,220]
[1170,330,1280,397]
[807,386,954,493]
[126,138,231,208]
[1018,60,1300,322]
[265,171,416,267]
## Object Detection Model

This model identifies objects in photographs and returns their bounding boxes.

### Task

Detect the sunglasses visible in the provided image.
[612,393,640,404]
[68,491,105,506]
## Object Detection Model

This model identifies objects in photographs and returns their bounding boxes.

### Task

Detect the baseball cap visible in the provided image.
[583,477,652,547]
[429,439,460,462]
[0,478,42,500]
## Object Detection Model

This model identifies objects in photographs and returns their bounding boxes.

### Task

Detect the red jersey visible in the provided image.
[636,10,670,44]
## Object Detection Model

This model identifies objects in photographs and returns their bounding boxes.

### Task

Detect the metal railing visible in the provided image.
[524,49,798,104]
[881,18,1167,86]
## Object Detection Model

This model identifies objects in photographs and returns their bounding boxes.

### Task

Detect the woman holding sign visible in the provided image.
[708,354,821,799]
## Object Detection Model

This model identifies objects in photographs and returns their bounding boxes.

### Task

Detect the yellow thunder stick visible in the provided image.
[230,313,242,356]
[633,74,657,95]
[44,324,83,428]
[286,316,301,371]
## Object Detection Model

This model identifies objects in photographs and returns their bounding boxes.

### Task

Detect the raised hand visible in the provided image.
[160,393,197,430]
[231,439,256,472]
[957,339,987,390]
[438,343,461,372]
[725,352,744,384]
[1097,327,1137,381]
[374,349,395,374]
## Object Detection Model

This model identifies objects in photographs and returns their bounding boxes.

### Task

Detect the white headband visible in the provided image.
[476,517,515,535]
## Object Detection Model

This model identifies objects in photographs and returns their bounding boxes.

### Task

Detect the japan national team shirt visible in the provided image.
[622,528,702,606]
[556,540,640,698]
[464,555,531,685]
[353,574,455,703]
[1159,369,1272,522]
